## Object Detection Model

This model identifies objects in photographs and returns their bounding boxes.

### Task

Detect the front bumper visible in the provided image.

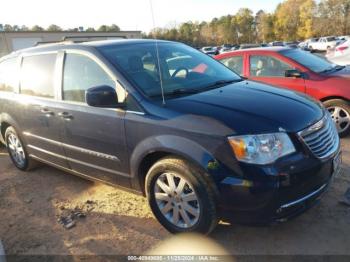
[217,148,340,225]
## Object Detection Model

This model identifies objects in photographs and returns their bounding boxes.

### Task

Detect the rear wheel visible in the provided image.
[145,156,218,234]
[324,99,350,137]
[5,126,38,171]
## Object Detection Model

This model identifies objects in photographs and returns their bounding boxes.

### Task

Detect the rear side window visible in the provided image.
[0,58,18,92]
[63,53,114,103]
[20,54,56,98]
[219,56,243,75]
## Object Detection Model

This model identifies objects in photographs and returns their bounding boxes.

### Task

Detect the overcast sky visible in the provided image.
[1,0,283,32]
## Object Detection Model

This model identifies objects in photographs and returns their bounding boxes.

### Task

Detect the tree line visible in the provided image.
[0,24,120,32]
[1,0,349,46]
[147,0,350,46]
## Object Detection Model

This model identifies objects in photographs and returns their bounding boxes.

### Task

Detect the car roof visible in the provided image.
[217,46,291,56]
[2,39,173,59]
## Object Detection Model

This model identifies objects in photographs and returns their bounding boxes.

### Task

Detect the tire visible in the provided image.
[323,99,350,137]
[5,126,38,171]
[145,156,218,234]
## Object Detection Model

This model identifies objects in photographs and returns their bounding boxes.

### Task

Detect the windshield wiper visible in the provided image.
[164,88,199,96]
[160,80,241,97]
[201,79,243,91]
[148,88,200,98]
[319,67,334,73]
[149,88,195,98]
[149,79,243,98]
[334,65,345,71]
[319,65,345,74]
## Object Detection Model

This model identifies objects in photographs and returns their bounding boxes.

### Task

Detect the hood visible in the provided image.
[166,81,324,135]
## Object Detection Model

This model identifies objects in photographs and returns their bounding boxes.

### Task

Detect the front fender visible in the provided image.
[0,113,22,144]
[129,135,221,192]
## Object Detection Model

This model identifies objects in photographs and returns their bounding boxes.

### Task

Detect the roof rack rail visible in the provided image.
[34,35,127,46]
[62,35,127,41]
[35,40,64,46]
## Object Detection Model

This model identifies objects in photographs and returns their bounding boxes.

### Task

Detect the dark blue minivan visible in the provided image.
[0,39,341,233]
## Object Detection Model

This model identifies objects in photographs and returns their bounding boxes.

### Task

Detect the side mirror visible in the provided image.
[85,85,121,108]
[285,69,303,78]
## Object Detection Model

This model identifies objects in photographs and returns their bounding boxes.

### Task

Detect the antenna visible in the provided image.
[149,0,166,105]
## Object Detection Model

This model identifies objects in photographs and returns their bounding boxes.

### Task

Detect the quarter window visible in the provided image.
[20,54,56,98]
[250,55,294,77]
[0,58,18,92]
[63,53,115,103]
[219,56,243,75]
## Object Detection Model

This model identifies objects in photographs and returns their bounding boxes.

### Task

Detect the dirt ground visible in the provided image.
[0,137,349,258]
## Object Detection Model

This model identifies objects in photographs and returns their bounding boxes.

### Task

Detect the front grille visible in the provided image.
[299,114,339,159]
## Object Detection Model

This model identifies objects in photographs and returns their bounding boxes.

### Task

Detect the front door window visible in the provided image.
[63,53,115,103]
[250,55,294,77]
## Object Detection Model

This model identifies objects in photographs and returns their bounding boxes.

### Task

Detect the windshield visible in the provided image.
[281,49,335,73]
[98,42,240,99]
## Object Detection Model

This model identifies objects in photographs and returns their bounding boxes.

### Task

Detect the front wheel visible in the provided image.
[5,126,38,171]
[145,157,218,234]
[324,99,350,137]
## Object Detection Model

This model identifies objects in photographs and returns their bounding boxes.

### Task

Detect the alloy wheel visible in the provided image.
[154,172,200,228]
[328,106,350,133]
[7,133,26,168]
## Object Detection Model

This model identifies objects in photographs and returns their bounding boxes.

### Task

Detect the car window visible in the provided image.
[0,57,18,92]
[20,54,56,98]
[219,56,243,75]
[63,53,115,103]
[250,55,294,77]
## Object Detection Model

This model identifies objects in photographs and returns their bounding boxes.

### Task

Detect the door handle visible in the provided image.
[58,112,73,120]
[40,108,54,116]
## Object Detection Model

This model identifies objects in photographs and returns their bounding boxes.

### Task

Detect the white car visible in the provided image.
[219,47,232,54]
[309,36,340,51]
[326,40,350,65]
[298,38,319,50]
[201,46,217,56]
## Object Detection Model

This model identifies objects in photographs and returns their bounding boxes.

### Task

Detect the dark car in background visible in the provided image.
[239,43,261,49]
[269,41,285,47]
[215,47,350,136]
[284,41,300,48]
[0,39,341,234]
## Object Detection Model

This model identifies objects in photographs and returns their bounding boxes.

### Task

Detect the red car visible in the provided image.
[215,47,350,137]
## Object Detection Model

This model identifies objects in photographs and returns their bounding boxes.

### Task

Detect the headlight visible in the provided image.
[228,133,296,165]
